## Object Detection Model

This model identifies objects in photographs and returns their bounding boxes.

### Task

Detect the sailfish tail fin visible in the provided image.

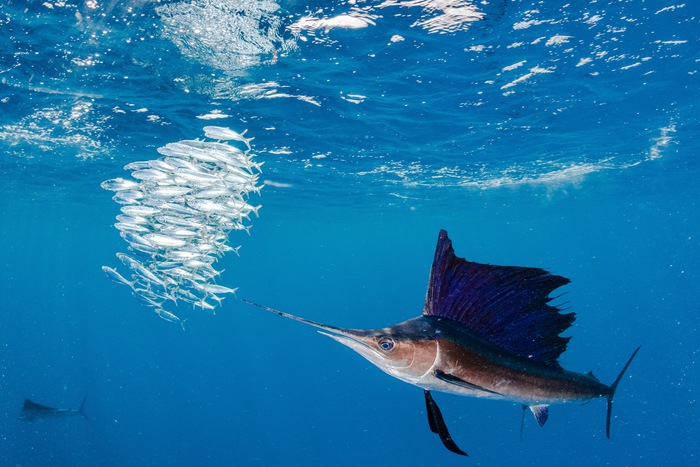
[606,346,641,438]
[78,395,89,421]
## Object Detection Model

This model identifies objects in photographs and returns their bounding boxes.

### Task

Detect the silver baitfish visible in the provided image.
[101,127,262,324]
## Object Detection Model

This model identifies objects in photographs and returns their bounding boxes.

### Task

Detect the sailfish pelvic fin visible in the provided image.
[529,404,549,427]
[424,390,468,457]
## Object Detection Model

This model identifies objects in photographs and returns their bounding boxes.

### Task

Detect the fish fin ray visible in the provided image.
[423,230,575,368]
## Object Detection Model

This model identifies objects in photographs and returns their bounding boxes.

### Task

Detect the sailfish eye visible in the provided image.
[378,337,395,352]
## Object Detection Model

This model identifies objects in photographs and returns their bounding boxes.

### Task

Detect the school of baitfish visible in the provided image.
[101,126,262,326]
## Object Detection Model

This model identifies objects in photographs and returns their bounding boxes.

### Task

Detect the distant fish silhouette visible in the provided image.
[244,230,640,456]
[18,395,89,422]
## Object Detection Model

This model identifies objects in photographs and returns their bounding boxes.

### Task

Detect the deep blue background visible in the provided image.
[1,1,698,466]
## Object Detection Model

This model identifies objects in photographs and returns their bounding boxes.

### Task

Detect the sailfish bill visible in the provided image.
[243,229,641,456]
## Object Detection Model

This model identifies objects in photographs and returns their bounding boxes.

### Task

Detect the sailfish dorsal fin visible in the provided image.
[23,399,54,412]
[423,230,575,368]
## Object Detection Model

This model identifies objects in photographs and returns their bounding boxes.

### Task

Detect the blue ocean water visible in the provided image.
[1,0,698,465]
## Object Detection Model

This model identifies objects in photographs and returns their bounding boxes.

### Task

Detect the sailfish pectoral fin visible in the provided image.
[434,369,503,396]
[423,390,468,457]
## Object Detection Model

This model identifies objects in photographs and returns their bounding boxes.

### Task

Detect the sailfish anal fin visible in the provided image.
[424,390,468,456]
[423,230,575,368]
[529,404,549,427]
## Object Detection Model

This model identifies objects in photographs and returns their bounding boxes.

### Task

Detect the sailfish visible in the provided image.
[18,395,89,422]
[244,229,640,456]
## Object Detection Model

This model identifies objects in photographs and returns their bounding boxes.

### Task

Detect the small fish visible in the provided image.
[194,298,216,311]
[187,199,231,215]
[146,201,198,217]
[183,259,214,269]
[18,396,89,422]
[222,163,256,180]
[153,260,182,271]
[206,144,250,166]
[191,186,234,199]
[216,141,252,156]
[101,177,140,192]
[112,190,144,205]
[193,264,224,280]
[195,283,238,295]
[131,168,169,181]
[222,172,254,187]
[121,205,160,217]
[156,143,202,159]
[146,159,179,172]
[161,266,198,282]
[225,199,261,218]
[143,233,187,249]
[243,230,641,456]
[173,169,222,184]
[136,291,164,309]
[155,308,186,330]
[184,243,217,255]
[148,186,190,198]
[229,245,241,257]
[122,235,157,256]
[163,250,200,262]
[116,214,151,226]
[162,156,207,173]
[140,285,178,305]
[154,215,201,229]
[114,222,151,234]
[230,223,252,235]
[178,287,204,303]
[102,266,136,290]
[207,292,224,306]
[123,161,153,171]
[158,226,197,238]
[203,126,254,150]
[116,254,165,288]
[167,142,220,163]
[216,244,241,256]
